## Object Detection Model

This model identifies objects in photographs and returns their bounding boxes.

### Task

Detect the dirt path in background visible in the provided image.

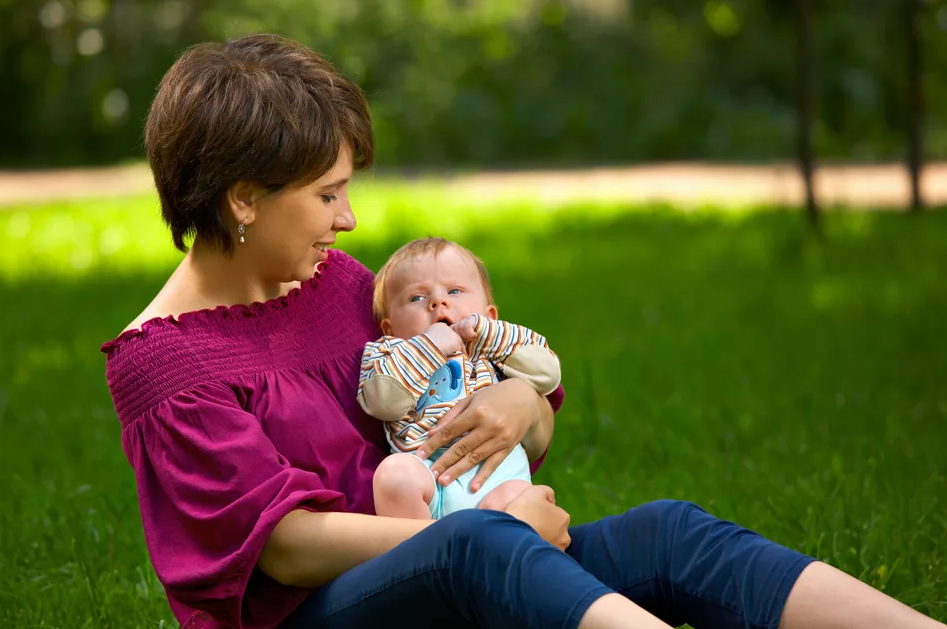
[3,162,947,209]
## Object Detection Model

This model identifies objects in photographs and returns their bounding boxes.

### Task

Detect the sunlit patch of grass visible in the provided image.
[0,179,779,282]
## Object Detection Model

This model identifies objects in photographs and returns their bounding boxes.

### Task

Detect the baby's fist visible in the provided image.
[451,314,480,342]
[423,322,464,356]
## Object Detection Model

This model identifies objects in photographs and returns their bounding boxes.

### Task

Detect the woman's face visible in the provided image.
[238,144,356,283]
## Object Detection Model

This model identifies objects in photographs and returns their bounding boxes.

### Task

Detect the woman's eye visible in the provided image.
[320,194,337,203]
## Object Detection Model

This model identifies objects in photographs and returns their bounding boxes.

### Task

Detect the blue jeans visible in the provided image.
[282,500,814,629]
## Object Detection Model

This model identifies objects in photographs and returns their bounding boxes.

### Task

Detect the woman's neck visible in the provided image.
[123,241,298,334]
[183,241,289,307]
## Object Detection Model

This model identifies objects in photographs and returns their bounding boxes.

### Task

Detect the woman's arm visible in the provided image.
[259,478,575,588]
[259,510,434,588]
[521,383,555,461]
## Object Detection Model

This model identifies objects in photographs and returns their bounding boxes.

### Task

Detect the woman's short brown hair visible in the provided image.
[145,34,374,253]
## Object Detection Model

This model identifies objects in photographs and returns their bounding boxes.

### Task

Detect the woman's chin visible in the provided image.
[281,249,328,282]
[292,265,318,281]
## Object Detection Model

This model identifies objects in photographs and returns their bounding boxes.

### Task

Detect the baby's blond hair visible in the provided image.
[373,237,495,323]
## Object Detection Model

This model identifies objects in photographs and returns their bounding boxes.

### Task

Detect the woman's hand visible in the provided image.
[416,378,543,492]
[504,485,571,550]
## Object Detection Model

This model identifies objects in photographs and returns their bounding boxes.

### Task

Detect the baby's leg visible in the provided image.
[373,453,436,519]
[478,479,532,512]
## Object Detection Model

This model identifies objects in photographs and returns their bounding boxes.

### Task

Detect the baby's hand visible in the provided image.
[451,314,480,343]
[423,322,465,356]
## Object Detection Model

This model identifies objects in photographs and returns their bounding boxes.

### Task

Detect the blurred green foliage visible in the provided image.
[3,0,947,167]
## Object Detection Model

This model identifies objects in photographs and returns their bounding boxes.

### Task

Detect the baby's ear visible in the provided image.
[380,318,393,336]
[487,305,498,320]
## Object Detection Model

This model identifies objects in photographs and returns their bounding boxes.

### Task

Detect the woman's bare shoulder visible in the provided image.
[122,303,170,334]
[120,263,196,334]
[119,260,305,335]
[121,292,180,334]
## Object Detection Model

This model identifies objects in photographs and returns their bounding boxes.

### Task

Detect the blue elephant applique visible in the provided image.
[416,359,465,416]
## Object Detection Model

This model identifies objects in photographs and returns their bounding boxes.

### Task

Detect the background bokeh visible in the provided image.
[4,0,947,168]
[2,1,946,627]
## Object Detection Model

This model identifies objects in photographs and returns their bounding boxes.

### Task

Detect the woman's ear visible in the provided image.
[224,181,261,225]
[487,305,498,320]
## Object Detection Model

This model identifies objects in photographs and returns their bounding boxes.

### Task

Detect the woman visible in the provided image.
[103,34,944,629]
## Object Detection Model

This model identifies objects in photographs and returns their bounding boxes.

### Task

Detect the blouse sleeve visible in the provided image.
[122,380,344,628]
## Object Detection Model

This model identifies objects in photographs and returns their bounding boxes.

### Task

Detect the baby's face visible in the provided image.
[382,246,497,338]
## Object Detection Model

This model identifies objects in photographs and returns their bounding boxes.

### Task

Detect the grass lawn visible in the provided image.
[1,185,945,627]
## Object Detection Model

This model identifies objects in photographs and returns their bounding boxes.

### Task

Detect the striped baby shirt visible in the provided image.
[358,314,561,453]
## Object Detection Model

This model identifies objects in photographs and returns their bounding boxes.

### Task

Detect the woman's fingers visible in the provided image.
[427,407,511,482]
[432,440,509,490]
[467,445,512,492]
[429,431,499,485]
[415,396,474,461]
[416,380,530,486]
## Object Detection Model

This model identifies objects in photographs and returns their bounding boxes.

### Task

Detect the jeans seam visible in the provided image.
[615,575,744,627]
[666,501,750,626]
[608,502,743,623]
[763,555,817,629]
[320,560,594,628]
[564,585,614,629]
[614,566,810,629]
[318,563,451,620]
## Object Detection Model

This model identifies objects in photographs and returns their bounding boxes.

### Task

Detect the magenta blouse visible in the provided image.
[102,251,562,629]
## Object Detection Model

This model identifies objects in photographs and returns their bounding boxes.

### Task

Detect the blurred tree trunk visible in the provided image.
[795,0,819,233]
[906,0,924,212]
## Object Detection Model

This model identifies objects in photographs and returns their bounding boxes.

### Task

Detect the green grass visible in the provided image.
[2,188,946,627]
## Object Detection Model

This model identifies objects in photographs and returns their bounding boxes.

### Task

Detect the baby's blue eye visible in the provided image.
[448,288,461,295]
[409,295,424,303]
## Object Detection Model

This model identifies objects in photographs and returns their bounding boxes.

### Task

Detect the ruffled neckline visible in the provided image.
[101,254,334,355]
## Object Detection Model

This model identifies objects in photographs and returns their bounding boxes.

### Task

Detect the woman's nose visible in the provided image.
[333,202,356,232]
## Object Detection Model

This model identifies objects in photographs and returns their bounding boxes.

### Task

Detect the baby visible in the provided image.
[358,237,561,519]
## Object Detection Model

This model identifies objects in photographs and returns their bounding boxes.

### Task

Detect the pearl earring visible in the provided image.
[238,220,246,244]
